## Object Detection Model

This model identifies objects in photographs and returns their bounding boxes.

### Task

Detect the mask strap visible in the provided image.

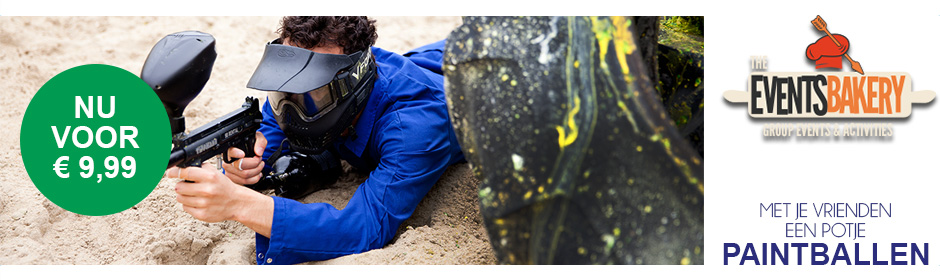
[267,138,292,166]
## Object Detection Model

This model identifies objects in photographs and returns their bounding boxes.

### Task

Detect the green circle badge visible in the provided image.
[21,64,169,216]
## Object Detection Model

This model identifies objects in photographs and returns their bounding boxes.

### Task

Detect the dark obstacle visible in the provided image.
[443,16,704,265]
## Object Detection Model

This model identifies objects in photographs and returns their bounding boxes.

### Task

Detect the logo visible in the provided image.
[808,16,863,75]
[723,16,934,138]
[224,127,240,139]
[195,138,218,155]
[351,49,371,82]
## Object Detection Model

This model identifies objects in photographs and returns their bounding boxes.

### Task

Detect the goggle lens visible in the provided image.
[268,84,337,121]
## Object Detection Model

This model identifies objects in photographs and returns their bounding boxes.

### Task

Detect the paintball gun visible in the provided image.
[140,31,262,169]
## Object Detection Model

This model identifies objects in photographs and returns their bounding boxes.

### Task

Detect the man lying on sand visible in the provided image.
[165,16,464,265]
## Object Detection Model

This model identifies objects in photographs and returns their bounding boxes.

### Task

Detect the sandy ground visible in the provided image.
[0,16,497,265]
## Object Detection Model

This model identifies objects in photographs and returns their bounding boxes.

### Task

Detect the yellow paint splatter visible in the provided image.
[592,17,637,83]
[651,131,701,194]
[636,145,642,152]
[523,190,533,200]
[590,17,613,70]
[643,205,652,213]
[610,17,635,83]
[555,95,581,149]
[649,133,662,142]
[498,192,509,202]
[616,100,638,133]
[681,257,691,265]
[611,17,635,55]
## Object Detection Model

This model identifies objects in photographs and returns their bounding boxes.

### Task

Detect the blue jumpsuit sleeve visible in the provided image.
[258,98,289,173]
[254,100,459,265]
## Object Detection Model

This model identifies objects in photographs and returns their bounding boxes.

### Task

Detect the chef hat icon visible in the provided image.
[806,34,849,69]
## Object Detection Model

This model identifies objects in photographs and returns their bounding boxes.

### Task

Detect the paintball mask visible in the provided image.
[247,39,376,154]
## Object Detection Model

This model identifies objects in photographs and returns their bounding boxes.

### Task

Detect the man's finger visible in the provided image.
[255,131,268,156]
[226,163,264,185]
[176,193,208,208]
[222,157,263,173]
[227,147,246,160]
[163,166,189,180]
[173,166,217,183]
[245,173,262,185]
[165,166,180,178]
[237,157,263,170]
[222,158,263,178]
[232,166,262,185]
[176,180,215,197]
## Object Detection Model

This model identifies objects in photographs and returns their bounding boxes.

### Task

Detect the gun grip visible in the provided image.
[222,134,257,164]
[244,133,258,158]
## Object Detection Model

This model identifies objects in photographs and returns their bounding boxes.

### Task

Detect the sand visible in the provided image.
[0,16,497,265]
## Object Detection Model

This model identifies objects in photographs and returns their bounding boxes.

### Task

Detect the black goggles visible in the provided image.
[247,39,373,121]
[267,77,351,121]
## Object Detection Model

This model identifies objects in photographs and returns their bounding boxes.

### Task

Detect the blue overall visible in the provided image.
[253,40,464,264]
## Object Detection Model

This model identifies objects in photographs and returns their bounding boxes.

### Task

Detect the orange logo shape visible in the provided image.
[809,15,864,75]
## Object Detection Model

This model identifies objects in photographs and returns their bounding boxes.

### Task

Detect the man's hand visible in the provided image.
[222,131,268,185]
[165,164,274,237]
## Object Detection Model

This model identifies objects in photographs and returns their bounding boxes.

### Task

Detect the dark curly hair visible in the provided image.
[278,16,377,54]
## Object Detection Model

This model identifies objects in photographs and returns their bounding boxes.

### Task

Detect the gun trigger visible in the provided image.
[222,153,237,164]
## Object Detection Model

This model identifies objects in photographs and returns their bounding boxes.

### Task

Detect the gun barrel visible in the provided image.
[168,148,186,169]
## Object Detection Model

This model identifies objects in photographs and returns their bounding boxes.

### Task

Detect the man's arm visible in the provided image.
[233,187,274,237]
[165,165,274,237]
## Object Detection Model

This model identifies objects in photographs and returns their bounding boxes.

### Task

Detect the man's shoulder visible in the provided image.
[372,47,410,73]
[368,47,448,121]
[372,46,443,89]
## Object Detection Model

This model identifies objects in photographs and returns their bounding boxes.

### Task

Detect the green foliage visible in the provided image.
[662,16,703,36]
